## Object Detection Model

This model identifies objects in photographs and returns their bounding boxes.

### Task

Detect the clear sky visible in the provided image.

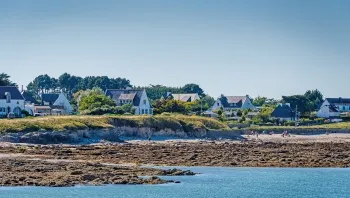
[1,0,349,99]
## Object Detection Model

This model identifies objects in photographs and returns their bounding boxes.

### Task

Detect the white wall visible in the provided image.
[135,90,153,115]
[317,105,340,118]
[53,93,73,114]
[211,99,222,111]
[0,99,25,116]
[242,98,256,110]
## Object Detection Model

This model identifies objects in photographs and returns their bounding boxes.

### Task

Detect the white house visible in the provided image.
[318,98,350,113]
[0,86,25,117]
[316,97,350,118]
[105,89,153,115]
[211,95,256,112]
[41,93,73,115]
[316,104,340,119]
[164,92,200,102]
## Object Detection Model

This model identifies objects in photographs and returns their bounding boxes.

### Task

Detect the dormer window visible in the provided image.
[5,92,11,103]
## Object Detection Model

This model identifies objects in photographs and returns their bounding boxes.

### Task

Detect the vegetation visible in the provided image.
[282,89,323,116]
[0,73,16,86]
[27,73,131,99]
[0,115,228,134]
[137,83,205,101]
[152,95,214,115]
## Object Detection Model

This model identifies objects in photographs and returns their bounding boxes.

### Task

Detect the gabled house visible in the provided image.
[211,95,255,112]
[105,89,153,115]
[164,92,200,102]
[0,86,25,117]
[271,103,295,121]
[41,93,73,115]
[316,104,340,119]
[318,98,350,113]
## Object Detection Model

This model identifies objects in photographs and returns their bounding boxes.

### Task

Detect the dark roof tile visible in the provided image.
[0,86,24,100]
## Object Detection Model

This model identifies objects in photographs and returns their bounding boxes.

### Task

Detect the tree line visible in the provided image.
[1,72,325,117]
[26,73,131,99]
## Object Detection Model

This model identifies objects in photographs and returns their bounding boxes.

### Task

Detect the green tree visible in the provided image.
[182,83,205,97]
[253,96,267,106]
[79,88,116,111]
[304,89,323,111]
[0,73,16,86]
[252,107,274,124]
[200,95,215,110]
[236,110,243,117]
[152,99,187,114]
[121,103,135,114]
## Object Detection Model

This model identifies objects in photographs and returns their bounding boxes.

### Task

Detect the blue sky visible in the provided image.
[1,0,349,98]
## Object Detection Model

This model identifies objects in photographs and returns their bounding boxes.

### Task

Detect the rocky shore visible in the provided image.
[1,138,350,187]
[0,151,195,187]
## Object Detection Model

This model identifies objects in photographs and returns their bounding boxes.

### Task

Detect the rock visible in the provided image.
[71,171,84,175]
[82,174,97,181]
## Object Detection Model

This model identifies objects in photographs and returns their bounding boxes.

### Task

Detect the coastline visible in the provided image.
[1,134,350,187]
[1,116,350,187]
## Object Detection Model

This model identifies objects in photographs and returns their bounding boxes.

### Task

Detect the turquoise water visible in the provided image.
[1,167,350,198]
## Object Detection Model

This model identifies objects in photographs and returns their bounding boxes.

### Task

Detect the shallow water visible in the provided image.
[1,167,350,198]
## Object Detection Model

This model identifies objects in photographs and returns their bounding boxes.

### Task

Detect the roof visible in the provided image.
[105,89,143,106]
[328,104,339,113]
[218,95,249,108]
[119,93,137,100]
[41,94,59,104]
[326,98,350,105]
[170,93,199,102]
[226,96,248,104]
[271,104,295,118]
[22,91,39,104]
[0,86,24,100]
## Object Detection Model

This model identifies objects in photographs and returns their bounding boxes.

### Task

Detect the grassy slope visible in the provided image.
[0,115,228,134]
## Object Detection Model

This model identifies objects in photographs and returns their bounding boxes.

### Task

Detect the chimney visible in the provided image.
[21,85,24,92]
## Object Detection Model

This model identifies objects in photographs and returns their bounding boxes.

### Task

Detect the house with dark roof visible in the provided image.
[211,95,255,112]
[21,91,39,104]
[0,86,25,117]
[163,92,200,102]
[41,93,73,115]
[270,103,295,121]
[105,89,153,115]
[316,97,350,118]
[321,98,350,112]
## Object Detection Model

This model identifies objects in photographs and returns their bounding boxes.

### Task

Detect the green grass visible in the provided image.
[2,115,349,134]
[0,114,229,134]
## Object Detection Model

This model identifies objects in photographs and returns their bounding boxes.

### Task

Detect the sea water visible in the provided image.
[1,167,350,198]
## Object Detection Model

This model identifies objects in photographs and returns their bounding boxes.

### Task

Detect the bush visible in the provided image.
[285,121,296,126]
[21,110,31,117]
[81,106,125,115]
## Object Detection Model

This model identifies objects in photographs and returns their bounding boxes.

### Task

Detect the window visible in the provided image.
[143,100,146,105]
[344,106,346,111]
[5,92,11,103]
[145,109,148,114]
[141,109,145,114]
